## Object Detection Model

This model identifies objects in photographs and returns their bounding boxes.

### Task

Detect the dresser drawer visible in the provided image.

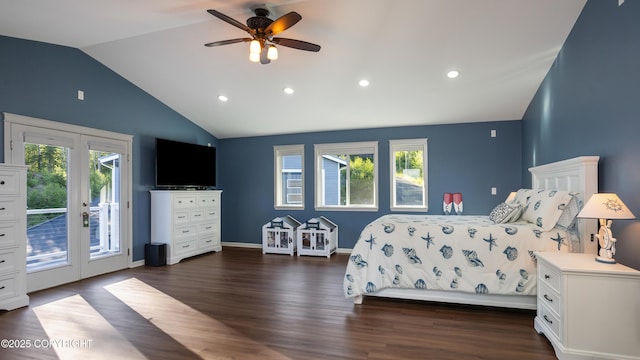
[197,194,217,207]
[538,260,561,293]
[0,223,18,247]
[174,225,196,240]
[174,240,197,255]
[198,223,215,235]
[0,249,18,274]
[0,170,22,196]
[0,275,17,300]
[174,211,189,224]
[538,304,561,339]
[173,196,196,208]
[537,281,560,316]
[203,209,217,221]
[190,210,204,222]
[199,235,217,249]
[0,199,21,221]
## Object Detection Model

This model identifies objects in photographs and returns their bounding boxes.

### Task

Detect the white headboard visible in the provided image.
[529,156,599,254]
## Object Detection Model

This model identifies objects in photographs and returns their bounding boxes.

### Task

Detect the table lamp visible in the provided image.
[577,193,636,263]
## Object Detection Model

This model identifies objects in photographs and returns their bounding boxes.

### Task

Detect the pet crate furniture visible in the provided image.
[297,216,338,258]
[262,216,301,256]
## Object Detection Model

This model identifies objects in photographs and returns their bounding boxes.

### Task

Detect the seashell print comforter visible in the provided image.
[344,214,572,299]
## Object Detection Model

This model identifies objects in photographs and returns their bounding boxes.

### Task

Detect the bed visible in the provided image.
[344,156,599,309]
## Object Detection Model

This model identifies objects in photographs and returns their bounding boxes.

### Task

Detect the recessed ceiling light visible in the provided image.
[284,87,294,95]
[218,95,228,102]
[359,79,370,87]
[447,70,460,79]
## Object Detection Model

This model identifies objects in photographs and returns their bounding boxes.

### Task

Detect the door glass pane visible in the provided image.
[89,150,121,259]
[25,143,69,272]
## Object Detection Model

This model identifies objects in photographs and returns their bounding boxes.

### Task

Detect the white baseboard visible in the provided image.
[221,242,353,254]
[221,242,262,249]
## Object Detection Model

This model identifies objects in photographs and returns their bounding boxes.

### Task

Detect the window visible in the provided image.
[390,138,428,212]
[314,141,378,211]
[274,145,304,209]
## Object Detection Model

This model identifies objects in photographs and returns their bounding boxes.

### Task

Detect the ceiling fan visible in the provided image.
[204,8,321,64]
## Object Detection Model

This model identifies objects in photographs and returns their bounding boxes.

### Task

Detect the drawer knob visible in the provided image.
[544,294,553,302]
[0,285,4,290]
[0,233,4,237]
[543,315,553,324]
[0,180,4,185]
[0,259,4,263]
[544,274,551,279]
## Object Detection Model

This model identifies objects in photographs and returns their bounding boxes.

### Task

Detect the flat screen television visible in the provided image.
[155,137,216,189]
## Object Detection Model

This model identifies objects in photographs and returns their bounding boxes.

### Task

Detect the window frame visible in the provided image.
[389,138,428,212]
[274,144,304,210]
[314,141,378,212]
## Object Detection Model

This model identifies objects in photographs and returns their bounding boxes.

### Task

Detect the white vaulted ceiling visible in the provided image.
[0,0,586,139]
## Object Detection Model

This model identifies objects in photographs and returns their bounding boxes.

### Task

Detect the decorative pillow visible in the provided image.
[556,193,581,229]
[521,189,573,231]
[511,188,533,207]
[489,202,523,224]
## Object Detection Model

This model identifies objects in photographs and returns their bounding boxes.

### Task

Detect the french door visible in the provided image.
[4,114,132,292]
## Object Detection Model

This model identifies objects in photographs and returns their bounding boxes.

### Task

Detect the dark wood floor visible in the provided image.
[0,247,556,360]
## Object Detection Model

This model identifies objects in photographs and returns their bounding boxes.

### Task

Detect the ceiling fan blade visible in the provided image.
[260,45,271,64]
[265,12,302,36]
[272,38,321,52]
[204,38,252,47]
[207,9,253,34]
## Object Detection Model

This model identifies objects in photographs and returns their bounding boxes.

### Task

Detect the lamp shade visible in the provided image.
[577,193,636,220]
[267,45,278,60]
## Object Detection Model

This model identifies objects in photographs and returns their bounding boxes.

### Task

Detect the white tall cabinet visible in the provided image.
[0,164,29,310]
[150,190,222,265]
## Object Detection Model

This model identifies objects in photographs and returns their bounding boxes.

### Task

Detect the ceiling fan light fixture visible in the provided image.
[249,39,261,54]
[267,45,278,60]
[249,52,260,62]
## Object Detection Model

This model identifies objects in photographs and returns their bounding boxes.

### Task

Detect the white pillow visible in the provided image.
[521,189,573,231]
[511,189,533,207]
[489,202,523,224]
[556,193,581,229]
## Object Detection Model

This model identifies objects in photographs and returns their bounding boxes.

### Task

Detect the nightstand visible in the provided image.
[535,252,640,360]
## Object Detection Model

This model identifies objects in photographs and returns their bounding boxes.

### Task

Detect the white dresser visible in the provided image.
[0,164,29,311]
[535,252,640,360]
[150,190,222,265]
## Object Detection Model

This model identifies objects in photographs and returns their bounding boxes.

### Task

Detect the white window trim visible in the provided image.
[314,141,378,212]
[274,144,304,210]
[390,138,428,212]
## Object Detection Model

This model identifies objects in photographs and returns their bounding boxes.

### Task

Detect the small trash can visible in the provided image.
[145,242,167,267]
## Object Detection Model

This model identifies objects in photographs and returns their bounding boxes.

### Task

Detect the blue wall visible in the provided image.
[522,0,640,269]
[219,120,522,249]
[0,35,218,261]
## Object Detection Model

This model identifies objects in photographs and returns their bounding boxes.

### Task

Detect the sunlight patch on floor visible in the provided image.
[33,294,146,360]
[104,277,291,360]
